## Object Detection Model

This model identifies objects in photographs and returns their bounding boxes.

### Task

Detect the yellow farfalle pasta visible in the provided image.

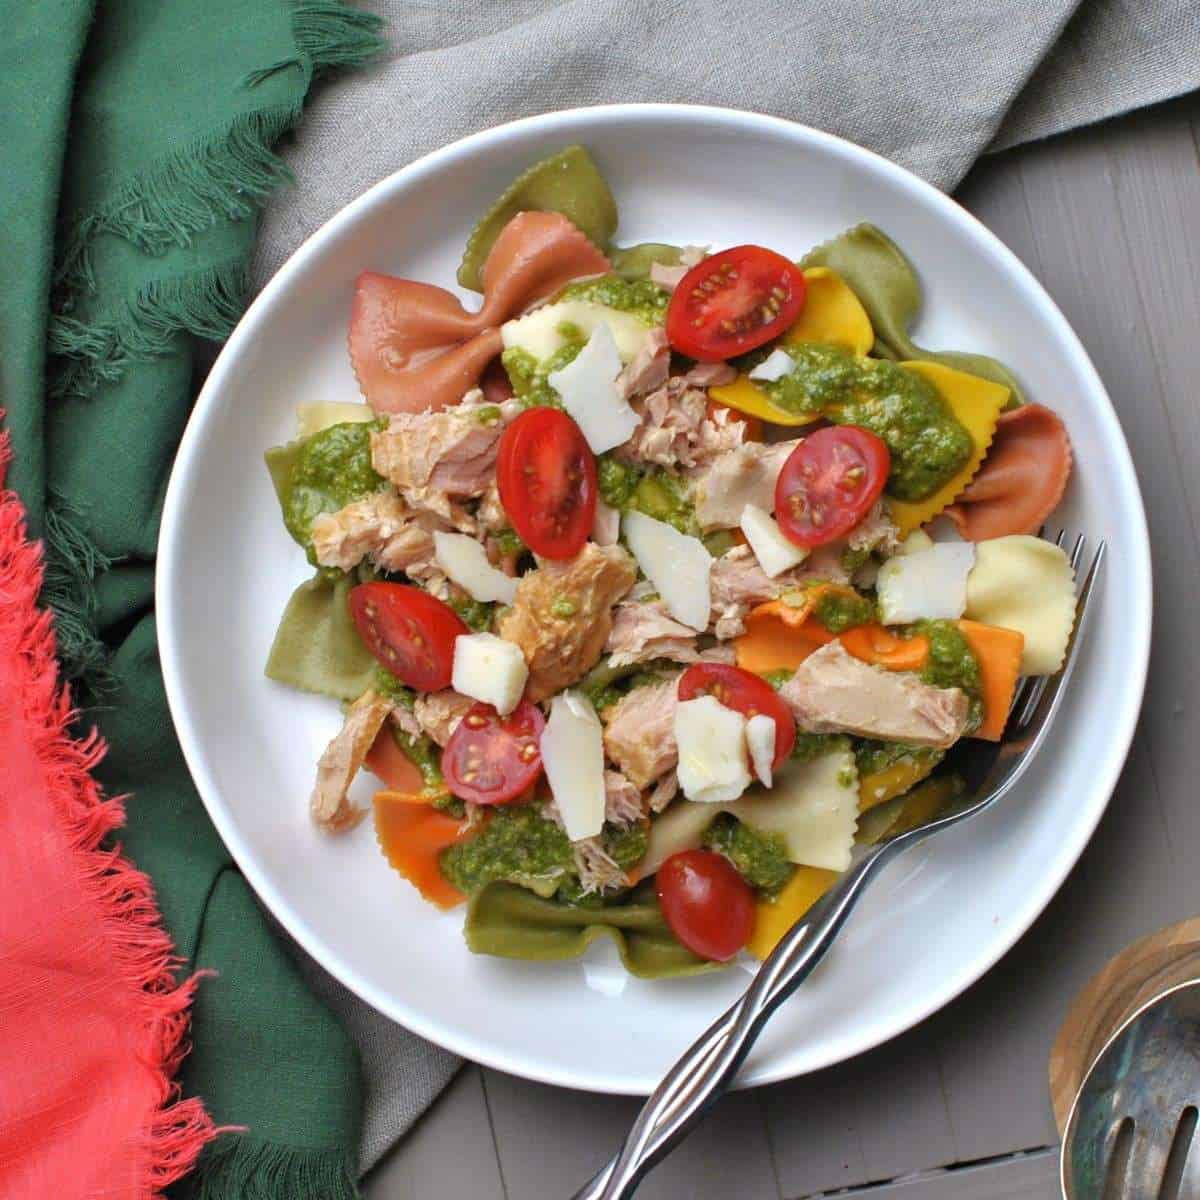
[964,535,1076,675]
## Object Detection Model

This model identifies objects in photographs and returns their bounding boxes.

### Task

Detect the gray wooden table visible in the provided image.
[364,94,1200,1200]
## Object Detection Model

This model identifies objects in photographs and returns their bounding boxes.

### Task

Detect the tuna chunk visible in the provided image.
[690,440,800,530]
[847,499,899,556]
[310,690,393,832]
[605,599,736,668]
[604,770,646,826]
[371,400,507,530]
[414,689,474,747]
[620,377,744,470]
[602,676,679,789]
[683,361,737,388]
[573,838,626,894]
[779,641,969,748]
[709,545,849,639]
[618,327,671,399]
[310,490,447,579]
[498,543,637,701]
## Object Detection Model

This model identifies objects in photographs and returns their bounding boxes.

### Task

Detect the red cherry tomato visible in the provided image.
[656,850,755,962]
[677,663,796,775]
[497,407,596,559]
[481,356,514,405]
[441,700,546,805]
[348,582,466,691]
[666,245,806,362]
[774,425,890,548]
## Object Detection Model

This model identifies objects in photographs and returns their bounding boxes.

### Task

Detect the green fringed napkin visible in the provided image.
[0,3,386,1197]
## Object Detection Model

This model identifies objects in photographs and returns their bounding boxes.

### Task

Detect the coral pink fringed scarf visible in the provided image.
[0,433,218,1198]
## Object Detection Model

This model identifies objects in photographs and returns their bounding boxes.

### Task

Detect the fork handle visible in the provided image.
[573,838,905,1200]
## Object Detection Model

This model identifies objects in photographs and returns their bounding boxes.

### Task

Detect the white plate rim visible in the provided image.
[158,102,1152,1094]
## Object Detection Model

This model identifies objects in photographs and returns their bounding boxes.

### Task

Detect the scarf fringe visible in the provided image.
[183,1138,360,1200]
[0,428,223,1196]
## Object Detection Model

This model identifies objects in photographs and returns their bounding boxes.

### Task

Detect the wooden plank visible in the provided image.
[363,1065,506,1200]
[822,1148,1061,1199]
[481,1067,781,1200]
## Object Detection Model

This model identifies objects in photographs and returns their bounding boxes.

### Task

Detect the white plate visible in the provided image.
[158,105,1151,1094]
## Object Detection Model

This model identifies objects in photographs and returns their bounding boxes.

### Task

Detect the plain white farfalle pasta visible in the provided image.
[637,745,860,875]
[964,535,1076,675]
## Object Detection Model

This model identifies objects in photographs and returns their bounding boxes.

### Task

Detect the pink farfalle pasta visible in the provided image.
[944,402,1072,540]
[349,211,609,413]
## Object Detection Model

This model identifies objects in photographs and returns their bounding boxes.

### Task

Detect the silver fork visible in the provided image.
[573,530,1105,1200]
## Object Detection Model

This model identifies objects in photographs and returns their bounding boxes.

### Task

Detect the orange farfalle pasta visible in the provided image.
[944,403,1072,540]
[348,211,610,413]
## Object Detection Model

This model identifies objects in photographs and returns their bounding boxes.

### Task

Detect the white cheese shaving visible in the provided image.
[433,531,518,604]
[745,714,777,788]
[876,542,975,624]
[622,510,713,632]
[501,299,651,363]
[748,348,797,383]
[450,632,527,716]
[740,503,808,578]
[540,690,606,842]
[546,324,640,455]
[674,696,753,805]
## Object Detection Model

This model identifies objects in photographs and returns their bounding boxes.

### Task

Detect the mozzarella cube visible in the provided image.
[540,690,606,842]
[622,510,713,631]
[433,531,518,604]
[675,696,752,805]
[451,632,528,715]
[745,714,777,788]
[748,348,797,383]
[876,542,975,625]
[740,503,808,578]
[547,323,640,455]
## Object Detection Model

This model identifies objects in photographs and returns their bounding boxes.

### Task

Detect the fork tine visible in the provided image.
[1116,1122,1170,1199]
[1016,534,1089,727]
[1177,1123,1200,1198]
[1018,539,1105,734]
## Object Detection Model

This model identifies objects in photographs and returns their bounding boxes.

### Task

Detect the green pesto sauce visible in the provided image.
[702,814,793,892]
[449,594,494,632]
[388,724,444,792]
[373,666,415,707]
[550,596,578,619]
[559,275,669,325]
[597,454,640,506]
[854,738,943,779]
[440,806,573,897]
[793,732,850,763]
[500,339,585,409]
[474,404,503,426]
[911,619,983,732]
[755,343,972,502]
[554,823,649,906]
[494,527,526,557]
[283,421,385,556]
[841,544,872,574]
[814,589,875,634]
[701,529,737,558]
[760,668,794,691]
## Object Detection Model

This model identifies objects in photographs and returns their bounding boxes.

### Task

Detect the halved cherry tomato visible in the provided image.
[497,407,596,559]
[677,662,796,774]
[481,356,514,405]
[349,582,466,690]
[656,849,755,962]
[774,425,890,549]
[441,700,545,805]
[666,245,806,362]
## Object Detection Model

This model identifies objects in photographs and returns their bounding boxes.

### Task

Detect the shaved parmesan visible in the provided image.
[296,401,375,438]
[965,535,1076,675]
[546,324,640,454]
[501,299,651,364]
[540,690,606,842]
[740,503,808,578]
[674,696,752,805]
[745,714,776,788]
[876,542,975,624]
[622,510,713,632]
[640,744,859,875]
[433,531,518,604]
[451,632,527,715]
[748,348,797,383]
